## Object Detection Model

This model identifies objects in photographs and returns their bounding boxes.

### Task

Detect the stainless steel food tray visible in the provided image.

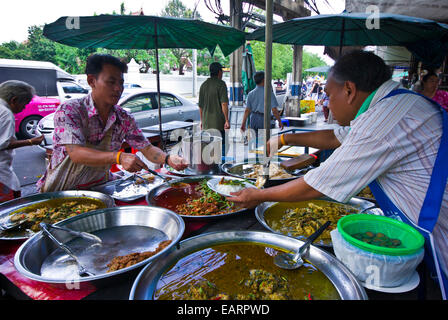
[14,206,185,286]
[0,190,115,241]
[129,231,368,300]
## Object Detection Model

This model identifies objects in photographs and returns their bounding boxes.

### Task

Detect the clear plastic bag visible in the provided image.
[331,229,424,288]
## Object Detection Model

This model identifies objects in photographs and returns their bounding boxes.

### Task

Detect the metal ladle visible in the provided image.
[39,223,96,277]
[274,221,331,270]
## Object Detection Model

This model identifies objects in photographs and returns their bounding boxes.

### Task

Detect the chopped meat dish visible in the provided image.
[106,240,172,272]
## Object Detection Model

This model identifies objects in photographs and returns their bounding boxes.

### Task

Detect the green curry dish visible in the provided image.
[270,202,358,245]
[182,269,290,300]
[236,269,290,300]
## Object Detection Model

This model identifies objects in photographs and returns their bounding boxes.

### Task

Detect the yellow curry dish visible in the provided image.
[9,197,106,232]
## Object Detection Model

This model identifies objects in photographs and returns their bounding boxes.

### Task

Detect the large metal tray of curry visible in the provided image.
[255,197,382,248]
[129,231,368,300]
[0,191,115,241]
[146,175,251,221]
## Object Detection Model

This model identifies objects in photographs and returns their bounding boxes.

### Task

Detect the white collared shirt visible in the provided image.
[304,80,448,277]
[0,99,20,191]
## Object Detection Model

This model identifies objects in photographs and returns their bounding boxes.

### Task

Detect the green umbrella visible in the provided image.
[242,43,256,95]
[43,15,246,149]
[247,12,448,66]
[305,65,330,73]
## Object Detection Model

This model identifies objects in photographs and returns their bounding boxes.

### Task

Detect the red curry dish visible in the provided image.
[153,180,241,216]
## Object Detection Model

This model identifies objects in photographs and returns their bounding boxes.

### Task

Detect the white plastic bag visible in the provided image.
[331,229,424,288]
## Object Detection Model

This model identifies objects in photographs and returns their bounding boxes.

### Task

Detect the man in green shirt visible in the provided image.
[199,62,230,132]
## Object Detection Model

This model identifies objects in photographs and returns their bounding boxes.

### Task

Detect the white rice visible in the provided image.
[215,183,244,195]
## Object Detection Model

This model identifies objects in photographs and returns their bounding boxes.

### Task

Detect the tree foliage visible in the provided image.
[0,0,327,80]
[250,41,328,80]
[160,0,203,75]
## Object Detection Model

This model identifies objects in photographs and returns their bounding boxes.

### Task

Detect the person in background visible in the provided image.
[37,54,187,192]
[241,71,284,131]
[0,80,44,202]
[240,71,284,149]
[420,71,448,111]
[198,62,230,156]
[319,91,330,121]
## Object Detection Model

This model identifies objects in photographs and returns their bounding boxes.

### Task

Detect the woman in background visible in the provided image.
[420,71,448,111]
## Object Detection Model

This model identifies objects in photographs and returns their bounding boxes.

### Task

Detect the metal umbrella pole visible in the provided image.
[264,0,273,160]
[154,20,165,152]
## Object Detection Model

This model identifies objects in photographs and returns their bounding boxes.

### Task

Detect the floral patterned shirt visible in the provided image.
[433,90,448,112]
[37,93,151,189]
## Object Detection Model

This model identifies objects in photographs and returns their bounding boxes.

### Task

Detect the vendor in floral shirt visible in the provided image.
[37,54,188,192]
[420,71,448,111]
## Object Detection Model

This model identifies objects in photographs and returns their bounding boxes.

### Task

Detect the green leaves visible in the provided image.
[250,41,328,80]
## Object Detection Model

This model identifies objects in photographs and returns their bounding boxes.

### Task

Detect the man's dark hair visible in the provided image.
[253,71,265,85]
[329,50,392,92]
[85,54,128,76]
[209,62,223,77]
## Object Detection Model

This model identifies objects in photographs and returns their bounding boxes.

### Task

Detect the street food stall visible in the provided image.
[0,9,446,303]
[0,144,440,301]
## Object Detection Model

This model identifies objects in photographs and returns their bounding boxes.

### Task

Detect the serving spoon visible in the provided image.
[274,221,331,270]
[40,223,95,277]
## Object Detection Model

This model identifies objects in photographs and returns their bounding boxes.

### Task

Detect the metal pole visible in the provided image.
[264,0,273,159]
[192,2,199,98]
[154,20,165,151]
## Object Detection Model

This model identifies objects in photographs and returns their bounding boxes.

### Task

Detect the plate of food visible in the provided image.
[92,172,165,202]
[206,177,257,197]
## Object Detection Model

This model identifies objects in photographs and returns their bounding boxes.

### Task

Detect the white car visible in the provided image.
[37,89,199,147]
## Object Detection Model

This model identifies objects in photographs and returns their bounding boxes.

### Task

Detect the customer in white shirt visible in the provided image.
[0,80,43,202]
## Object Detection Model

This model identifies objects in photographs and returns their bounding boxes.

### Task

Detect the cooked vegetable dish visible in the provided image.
[266,200,359,246]
[9,197,105,232]
[154,243,340,300]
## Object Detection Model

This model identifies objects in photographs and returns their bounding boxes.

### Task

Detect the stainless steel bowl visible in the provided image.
[146,175,250,221]
[14,206,185,286]
[0,190,115,240]
[129,231,368,300]
[255,197,381,248]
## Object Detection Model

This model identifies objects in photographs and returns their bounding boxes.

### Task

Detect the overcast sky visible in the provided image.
[0,0,345,64]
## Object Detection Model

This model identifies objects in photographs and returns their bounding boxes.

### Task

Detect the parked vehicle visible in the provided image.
[37,89,200,147]
[0,59,88,138]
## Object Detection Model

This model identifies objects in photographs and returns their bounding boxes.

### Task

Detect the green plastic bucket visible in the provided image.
[337,214,424,256]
